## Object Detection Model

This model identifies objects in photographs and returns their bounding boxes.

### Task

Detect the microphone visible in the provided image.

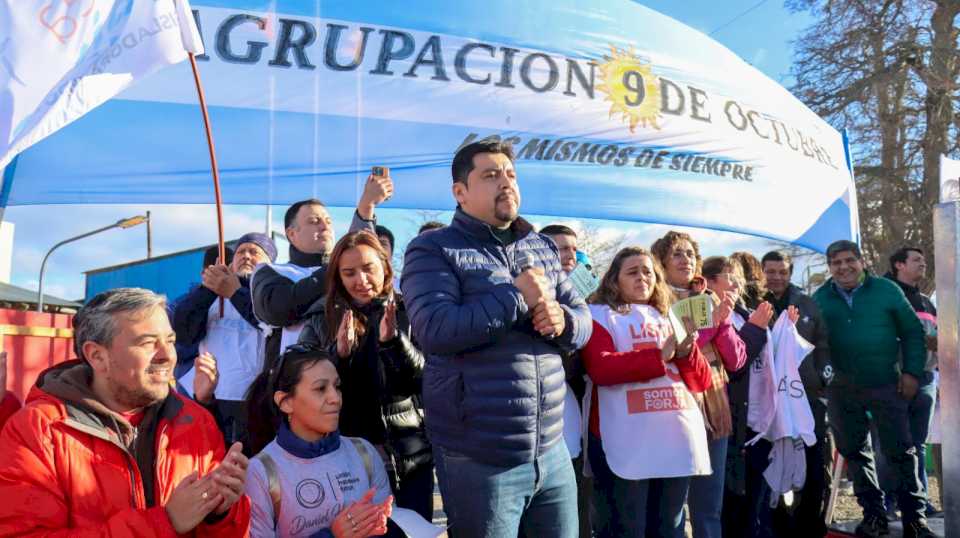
[517,251,535,274]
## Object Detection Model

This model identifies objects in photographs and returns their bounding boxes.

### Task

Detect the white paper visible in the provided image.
[390,507,445,538]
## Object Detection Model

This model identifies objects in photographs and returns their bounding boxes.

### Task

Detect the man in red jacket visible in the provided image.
[0,288,251,536]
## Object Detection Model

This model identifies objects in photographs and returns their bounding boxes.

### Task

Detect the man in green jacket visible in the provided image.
[814,240,933,538]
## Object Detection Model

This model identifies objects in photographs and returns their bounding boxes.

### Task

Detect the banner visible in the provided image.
[0,1,859,252]
[0,0,202,170]
[941,155,960,203]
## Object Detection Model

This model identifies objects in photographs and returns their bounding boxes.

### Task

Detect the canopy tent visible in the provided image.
[0,0,858,253]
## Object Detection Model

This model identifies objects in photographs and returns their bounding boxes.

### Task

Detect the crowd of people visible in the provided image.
[0,139,942,538]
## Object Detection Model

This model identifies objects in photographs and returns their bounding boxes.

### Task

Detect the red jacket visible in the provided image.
[0,360,251,537]
[583,320,713,437]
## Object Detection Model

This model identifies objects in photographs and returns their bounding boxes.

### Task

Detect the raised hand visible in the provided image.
[379,300,397,342]
[749,301,774,328]
[337,310,357,358]
[357,172,394,220]
[787,305,800,324]
[193,352,219,405]
[713,291,735,326]
[210,442,249,515]
[201,264,241,299]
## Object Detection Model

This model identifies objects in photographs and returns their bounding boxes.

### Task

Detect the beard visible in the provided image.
[106,370,170,410]
[494,194,519,223]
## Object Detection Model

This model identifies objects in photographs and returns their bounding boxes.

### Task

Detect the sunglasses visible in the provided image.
[269,343,325,391]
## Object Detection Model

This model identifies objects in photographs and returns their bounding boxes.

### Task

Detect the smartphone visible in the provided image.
[371,166,390,178]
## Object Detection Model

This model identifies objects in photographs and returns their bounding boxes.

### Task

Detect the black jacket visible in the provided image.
[250,211,376,370]
[884,273,937,316]
[298,298,431,479]
[766,284,832,400]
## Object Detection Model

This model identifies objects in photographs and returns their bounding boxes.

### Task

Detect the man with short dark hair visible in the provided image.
[174,233,278,444]
[881,247,939,516]
[761,249,832,537]
[402,140,592,538]
[0,288,251,535]
[813,240,933,538]
[418,220,445,234]
[540,224,578,274]
[251,174,392,368]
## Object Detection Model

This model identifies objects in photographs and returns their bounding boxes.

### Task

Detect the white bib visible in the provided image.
[589,304,711,480]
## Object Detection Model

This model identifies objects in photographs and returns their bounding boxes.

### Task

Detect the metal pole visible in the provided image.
[146,210,153,259]
[36,215,147,311]
[933,201,960,535]
[37,222,121,312]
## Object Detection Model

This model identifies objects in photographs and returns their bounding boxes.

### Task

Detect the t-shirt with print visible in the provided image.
[246,436,391,537]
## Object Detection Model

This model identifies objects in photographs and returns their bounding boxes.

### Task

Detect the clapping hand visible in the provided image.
[713,292,736,326]
[379,299,397,343]
[337,310,357,358]
[787,305,800,324]
[331,488,393,538]
[193,352,218,405]
[748,302,774,328]
[210,442,249,515]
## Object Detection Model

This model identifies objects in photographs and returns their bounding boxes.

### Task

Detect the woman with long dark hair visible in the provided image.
[583,246,713,537]
[244,345,394,537]
[297,230,433,521]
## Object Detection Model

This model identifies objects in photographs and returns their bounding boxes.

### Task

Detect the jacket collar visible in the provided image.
[451,207,534,244]
[288,244,328,268]
[884,271,920,295]
[277,420,341,458]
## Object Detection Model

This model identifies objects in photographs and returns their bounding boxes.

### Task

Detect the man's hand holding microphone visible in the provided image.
[514,252,565,338]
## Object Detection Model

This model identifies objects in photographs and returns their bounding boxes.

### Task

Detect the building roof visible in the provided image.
[0,281,82,308]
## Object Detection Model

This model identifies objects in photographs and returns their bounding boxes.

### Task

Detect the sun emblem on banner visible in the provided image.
[597,46,662,132]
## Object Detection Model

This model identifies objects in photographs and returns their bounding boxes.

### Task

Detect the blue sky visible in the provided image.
[2,1,818,301]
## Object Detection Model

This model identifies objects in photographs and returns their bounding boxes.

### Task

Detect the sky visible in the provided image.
[1,0,820,302]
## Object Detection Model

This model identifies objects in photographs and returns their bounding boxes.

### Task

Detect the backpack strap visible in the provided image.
[254,452,282,529]
[349,437,375,486]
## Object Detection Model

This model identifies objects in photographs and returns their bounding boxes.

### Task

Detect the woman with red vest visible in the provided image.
[582,246,713,538]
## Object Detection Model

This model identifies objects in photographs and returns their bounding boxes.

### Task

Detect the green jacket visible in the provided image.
[813,273,925,387]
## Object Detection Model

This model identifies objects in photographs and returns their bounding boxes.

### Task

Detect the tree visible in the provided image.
[788,0,960,291]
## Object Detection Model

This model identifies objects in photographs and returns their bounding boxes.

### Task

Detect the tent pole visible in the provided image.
[187,52,225,318]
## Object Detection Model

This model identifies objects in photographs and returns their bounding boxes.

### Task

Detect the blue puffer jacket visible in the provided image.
[401,208,592,466]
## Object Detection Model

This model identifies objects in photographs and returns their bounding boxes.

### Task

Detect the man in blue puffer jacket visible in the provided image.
[401,140,592,538]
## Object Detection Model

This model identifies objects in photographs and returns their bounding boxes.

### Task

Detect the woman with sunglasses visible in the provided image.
[244,345,395,537]
[297,231,433,521]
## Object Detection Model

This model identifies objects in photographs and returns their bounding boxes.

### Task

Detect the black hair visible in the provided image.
[284,199,326,229]
[826,240,862,262]
[203,244,232,268]
[452,140,515,184]
[889,246,924,277]
[375,224,395,252]
[761,250,793,275]
[540,224,577,238]
[244,345,336,456]
[418,221,445,234]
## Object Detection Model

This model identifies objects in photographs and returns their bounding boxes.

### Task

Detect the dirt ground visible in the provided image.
[832,475,942,524]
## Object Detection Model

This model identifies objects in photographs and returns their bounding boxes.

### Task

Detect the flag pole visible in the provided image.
[187,51,225,318]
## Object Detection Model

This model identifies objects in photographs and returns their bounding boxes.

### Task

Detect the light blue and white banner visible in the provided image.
[0,0,202,170]
[0,1,858,252]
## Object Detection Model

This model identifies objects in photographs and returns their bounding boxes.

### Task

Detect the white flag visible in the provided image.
[0,0,204,170]
[941,154,960,203]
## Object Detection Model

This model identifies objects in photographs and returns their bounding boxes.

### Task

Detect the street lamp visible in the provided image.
[36,215,149,312]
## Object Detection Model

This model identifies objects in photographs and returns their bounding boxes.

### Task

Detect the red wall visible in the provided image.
[0,309,75,403]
